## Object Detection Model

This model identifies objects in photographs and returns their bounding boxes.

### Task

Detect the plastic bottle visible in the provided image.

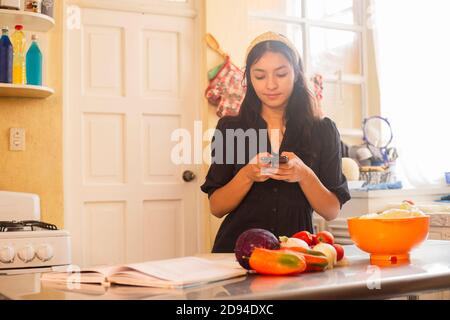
[26,34,42,86]
[0,27,13,83]
[11,25,27,85]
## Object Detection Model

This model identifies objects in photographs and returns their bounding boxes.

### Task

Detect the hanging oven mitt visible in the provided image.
[310,73,325,119]
[205,57,246,117]
[208,62,226,81]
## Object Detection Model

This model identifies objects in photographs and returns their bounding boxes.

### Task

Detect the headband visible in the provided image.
[245,31,301,63]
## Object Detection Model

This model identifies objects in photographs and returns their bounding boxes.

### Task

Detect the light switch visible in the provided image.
[10,128,26,151]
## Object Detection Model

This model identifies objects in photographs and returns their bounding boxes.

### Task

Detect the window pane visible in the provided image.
[248,0,302,18]
[321,82,362,130]
[248,18,304,58]
[309,27,361,75]
[306,0,362,25]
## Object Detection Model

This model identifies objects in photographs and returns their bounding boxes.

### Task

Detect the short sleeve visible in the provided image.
[200,117,235,198]
[317,118,351,208]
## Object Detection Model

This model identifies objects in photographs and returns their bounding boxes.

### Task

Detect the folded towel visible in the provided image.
[355,181,403,191]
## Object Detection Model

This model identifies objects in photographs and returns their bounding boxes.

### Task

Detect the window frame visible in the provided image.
[248,0,369,138]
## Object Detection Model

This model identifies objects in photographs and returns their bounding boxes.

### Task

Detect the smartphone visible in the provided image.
[278,155,289,164]
[260,155,289,165]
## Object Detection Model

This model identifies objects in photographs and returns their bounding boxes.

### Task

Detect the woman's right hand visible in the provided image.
[241,152,273,183]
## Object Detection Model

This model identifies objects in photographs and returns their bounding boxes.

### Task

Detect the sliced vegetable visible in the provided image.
[249,248,307,275]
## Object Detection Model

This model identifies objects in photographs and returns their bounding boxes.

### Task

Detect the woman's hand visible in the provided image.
[269,152,310,183]
[241,152,273,183]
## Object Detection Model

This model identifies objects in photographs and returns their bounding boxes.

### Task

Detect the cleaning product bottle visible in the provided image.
[26,34,42,86]
[0,27,13,84]
[11,24,26,85]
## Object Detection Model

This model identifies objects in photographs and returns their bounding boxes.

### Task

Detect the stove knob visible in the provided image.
[17,245,35,263]
[0,246,15,264]
[36,244,54,262]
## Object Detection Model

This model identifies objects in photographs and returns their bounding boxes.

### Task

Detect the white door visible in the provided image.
[65,7,201,267]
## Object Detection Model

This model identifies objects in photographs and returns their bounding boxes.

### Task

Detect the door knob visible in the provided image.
[182,170,196,182]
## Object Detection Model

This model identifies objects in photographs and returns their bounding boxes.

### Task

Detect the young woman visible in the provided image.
[201,32,351,253]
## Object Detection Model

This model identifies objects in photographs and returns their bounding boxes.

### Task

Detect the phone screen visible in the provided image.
[260,155,289,165]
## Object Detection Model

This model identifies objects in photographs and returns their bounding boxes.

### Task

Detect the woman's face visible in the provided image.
[250,51,296,111]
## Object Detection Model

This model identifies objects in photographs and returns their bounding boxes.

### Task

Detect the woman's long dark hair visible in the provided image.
[239,40,319,165]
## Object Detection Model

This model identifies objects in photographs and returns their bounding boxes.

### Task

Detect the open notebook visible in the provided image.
[41,256,247,289]
[40,276,247,300]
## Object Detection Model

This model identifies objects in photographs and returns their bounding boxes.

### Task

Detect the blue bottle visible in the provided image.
[26,34,42,86]
[0,27,13,84]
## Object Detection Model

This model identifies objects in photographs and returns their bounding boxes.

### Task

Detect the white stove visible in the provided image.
[0,191,71,275]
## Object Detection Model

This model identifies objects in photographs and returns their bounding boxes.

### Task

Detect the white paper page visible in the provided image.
[122,257,246,283]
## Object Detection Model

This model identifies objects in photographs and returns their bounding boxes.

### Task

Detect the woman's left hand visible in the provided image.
[269,152,310,183]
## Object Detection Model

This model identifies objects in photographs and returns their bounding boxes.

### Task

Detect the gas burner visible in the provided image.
[0,191,71,274]
[0,221,24,232]
[0,220,58,232]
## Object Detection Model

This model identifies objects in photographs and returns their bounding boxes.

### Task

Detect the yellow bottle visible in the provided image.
[11,25,26,85]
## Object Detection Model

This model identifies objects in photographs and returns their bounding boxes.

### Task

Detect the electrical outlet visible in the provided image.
[10,128,26,151]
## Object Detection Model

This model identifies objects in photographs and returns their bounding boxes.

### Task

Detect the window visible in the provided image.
[369,0,450,187]
[247,0,367,138]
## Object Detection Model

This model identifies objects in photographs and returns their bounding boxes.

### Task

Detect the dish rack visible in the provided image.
[359,167,393,185]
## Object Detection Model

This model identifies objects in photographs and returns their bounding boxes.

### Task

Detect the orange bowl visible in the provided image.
[347,216,429,263]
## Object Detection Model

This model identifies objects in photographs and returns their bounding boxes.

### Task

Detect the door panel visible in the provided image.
[143,200,183,260]
[83,113,126,184]
[83,201,127,266]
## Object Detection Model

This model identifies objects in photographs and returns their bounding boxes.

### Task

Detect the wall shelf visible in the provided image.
[0,9,55,32]
[0,83,54,98]
[0,9,54,99]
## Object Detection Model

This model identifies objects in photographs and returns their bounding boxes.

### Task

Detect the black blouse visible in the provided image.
[201,115,351,253]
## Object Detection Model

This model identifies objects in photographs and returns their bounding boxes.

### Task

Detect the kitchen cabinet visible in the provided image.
[0,8,54,98]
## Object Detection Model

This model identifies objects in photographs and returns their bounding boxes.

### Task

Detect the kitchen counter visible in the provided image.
[1,240,450,300]
[349,186,450,199]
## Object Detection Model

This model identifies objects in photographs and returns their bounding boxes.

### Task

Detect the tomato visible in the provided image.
[316,231,334,245]
[311,234,319,246]
[292,231,313,246]
[332,243,345,261]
